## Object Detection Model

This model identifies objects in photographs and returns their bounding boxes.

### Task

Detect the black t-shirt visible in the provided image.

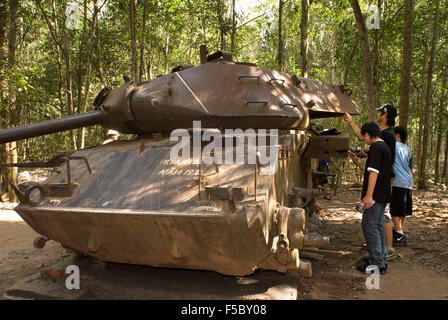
[380,127,396,165]
[361,140,392,203]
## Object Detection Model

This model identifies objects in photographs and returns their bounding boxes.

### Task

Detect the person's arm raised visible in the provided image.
[343,113,363,141]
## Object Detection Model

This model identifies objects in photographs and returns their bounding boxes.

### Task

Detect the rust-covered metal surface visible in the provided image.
[0,46,360,277]
[100,62,360,134]
[14,134,309,276]
[0,52,359,144]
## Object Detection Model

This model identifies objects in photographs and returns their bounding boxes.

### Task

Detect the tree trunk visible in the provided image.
[96,20,105,86]
[79,0,101,149]
[417,0,440,190]
[51,0,64,117]
[0,0,7,105]
[76,0,88,116]
[372,32,380,106]
[36,0,76,148]
[434,121,442,184]
[217,0,225,50]
[139,0,148,83]
[62,4,76,149]
[8,0,18,93]
[416,0,434,166]
[300,0,309,77]
[230,0,236,53]
[129,0,137,81]
[416,54,428,167]
[349,0,376,121]
[372,0,382,106]
[0,0,6,64]
[0,1,8,134]
[277,0,284,72]
[164,22,170,75]
[343,41,358,86]
[0,0,7,197]
[76,0,89,148]
[4,0,19,202]
[438,63,448,184]
[146,49,153,79]
[0,0,19,201]
[443,129,448,184]
[399,0,413,128]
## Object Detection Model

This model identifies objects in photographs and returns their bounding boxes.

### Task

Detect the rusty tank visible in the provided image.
[0,46,359,277]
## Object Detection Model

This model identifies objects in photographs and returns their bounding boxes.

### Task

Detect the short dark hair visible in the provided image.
[361,122,381,138]
[394,126,408,143]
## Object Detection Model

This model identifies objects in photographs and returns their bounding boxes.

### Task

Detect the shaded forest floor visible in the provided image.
[0,176,447,299]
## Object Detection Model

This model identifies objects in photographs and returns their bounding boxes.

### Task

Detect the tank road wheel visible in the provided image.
[25,184,45,206]
[33,236,49,249]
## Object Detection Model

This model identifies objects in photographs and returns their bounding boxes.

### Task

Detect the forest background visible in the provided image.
[0,0,447,201]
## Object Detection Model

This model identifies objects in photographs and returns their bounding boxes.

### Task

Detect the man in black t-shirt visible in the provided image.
[344,103,398,260]
[354,122,391,274]
[374,104,396,168]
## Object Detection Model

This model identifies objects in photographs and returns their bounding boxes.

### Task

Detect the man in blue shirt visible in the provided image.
[390,126,413,245]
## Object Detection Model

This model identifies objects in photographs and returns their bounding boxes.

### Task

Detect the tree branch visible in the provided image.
[371,3,405,52]
[35,0,67,58]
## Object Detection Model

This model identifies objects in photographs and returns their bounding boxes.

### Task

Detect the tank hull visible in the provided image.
[13,133,313,276]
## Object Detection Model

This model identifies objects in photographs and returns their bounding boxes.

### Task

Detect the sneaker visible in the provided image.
[393,228,398,241]
[356,262,372,273]
[357,262,387,275]
[379,265,387,275]
[394,234,408,246]
[387,250,398,261]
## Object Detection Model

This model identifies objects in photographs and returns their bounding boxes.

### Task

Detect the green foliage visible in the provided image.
[1,0,447,173]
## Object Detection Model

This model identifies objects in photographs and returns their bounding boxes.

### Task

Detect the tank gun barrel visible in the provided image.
[0,110,103,144]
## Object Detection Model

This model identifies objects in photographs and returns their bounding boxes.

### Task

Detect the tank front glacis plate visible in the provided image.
[15,137,285,276]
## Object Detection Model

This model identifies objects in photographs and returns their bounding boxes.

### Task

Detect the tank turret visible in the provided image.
[1,48,358,143]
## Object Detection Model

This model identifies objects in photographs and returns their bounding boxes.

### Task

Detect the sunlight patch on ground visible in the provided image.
[0,210,23,222]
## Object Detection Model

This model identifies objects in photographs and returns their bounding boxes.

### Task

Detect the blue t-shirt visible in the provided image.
[392,142,413,189]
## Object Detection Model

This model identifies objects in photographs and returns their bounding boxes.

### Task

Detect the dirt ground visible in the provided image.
[298,183,448,300]
[1,179,447,300]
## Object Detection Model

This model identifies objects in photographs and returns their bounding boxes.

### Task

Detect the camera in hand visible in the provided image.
[355,200,376,212]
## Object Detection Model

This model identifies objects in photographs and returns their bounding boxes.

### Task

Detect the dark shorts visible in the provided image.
[390,187,412,217]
